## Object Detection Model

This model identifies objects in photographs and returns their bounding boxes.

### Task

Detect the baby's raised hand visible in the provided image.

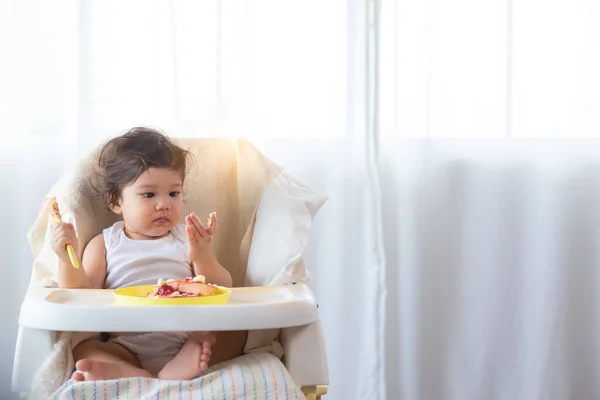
[50,222,80,264]
[186,212,217,263]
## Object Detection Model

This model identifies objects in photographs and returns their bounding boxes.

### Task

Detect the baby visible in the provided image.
[50,127,238,381]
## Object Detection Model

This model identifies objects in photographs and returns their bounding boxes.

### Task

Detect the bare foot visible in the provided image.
[157,333,216,380]
[72,359,151,381]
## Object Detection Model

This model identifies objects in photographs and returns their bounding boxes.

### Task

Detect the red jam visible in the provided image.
[156,284,175,296]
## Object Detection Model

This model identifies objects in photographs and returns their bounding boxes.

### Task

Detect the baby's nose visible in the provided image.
[156,197,171,210]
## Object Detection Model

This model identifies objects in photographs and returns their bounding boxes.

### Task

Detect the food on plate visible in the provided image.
[147,275,217,298]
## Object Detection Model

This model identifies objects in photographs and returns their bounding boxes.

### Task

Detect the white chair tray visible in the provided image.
[18,283,319,332]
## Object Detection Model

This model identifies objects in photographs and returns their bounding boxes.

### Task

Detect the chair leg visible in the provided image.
[301,385,328,400]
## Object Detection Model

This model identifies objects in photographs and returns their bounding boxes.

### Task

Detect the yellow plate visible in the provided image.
[113,285,231,306]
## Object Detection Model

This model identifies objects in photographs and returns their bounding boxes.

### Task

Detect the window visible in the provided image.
[379,0,600,138]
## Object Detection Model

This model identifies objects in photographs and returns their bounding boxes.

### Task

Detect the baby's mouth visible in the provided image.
[153,217,170,224]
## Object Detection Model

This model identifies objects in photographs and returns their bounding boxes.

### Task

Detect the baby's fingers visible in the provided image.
[55,236,73,248]
[186,223,200,244]
[189,213,209,240]
[51,222,76,238]
[186,214,204,234]
[206,212,217,235]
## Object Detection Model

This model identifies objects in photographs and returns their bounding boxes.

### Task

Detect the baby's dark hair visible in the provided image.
[95,127,190,209]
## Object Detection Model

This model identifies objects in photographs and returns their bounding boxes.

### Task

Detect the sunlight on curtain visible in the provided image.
[74,0,347,146]
[512,0,600,137]
[379,0,507,138]
[379,0,600,138]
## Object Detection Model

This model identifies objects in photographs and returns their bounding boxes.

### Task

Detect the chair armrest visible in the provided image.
[280,319,329,388]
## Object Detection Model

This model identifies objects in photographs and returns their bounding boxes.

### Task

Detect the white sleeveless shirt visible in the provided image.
[103,221,194,289]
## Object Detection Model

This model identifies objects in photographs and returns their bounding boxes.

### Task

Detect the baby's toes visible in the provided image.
[72,371,85,382]
[200,361,209,371]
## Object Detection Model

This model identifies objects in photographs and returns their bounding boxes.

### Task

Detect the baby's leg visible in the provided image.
[72,338,151,381]
[157,332,216,380]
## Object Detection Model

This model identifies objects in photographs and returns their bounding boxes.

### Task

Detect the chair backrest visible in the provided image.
[27,137,281,289]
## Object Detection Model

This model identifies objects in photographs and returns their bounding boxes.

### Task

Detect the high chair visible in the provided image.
[11,137,329,399]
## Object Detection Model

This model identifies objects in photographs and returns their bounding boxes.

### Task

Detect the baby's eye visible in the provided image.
[142,193,155,198]
[169,191,181,197]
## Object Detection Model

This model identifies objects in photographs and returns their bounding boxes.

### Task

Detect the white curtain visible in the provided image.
[379,0,600,399]
[3,1,600,399]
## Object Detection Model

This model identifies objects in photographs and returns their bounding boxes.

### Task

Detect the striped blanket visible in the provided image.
[50,352,305,400]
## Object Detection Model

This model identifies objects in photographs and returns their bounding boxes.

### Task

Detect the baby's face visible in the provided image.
[114,167,184,240]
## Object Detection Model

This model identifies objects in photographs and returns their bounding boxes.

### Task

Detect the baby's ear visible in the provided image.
[108,195,122,214]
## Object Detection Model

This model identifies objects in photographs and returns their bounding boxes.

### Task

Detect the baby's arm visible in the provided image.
[192,256,232,288]
[51,223,107,289]
[81,234,108,289]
